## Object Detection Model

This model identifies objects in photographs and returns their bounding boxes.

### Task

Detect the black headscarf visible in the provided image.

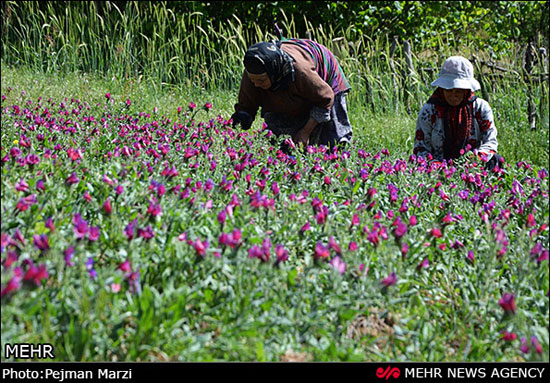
[243,41,295,91]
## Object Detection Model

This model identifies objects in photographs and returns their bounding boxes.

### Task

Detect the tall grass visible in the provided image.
[1,0,548,166]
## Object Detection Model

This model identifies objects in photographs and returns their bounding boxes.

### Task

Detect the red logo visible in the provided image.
[376,366,401,380]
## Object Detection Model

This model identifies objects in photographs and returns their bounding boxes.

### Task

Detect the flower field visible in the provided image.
[1,85,548,362]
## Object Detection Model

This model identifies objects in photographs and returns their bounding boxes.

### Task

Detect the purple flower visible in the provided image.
[124,219,138,241]
[73,214,89,239]
[138,226,155,240]
[192,238,209,257]
[417,258,430,270]
[467,250,475,264]
[531,336,543,354]
[36,179,45,192]
[381,272,397,288]
[329,255,346,275]
[275,244,289,264]
[217,209,227,225]
[64,246,75,267]
[88,226,100,241]
[520,337,529,354]
[33,234,50,252]
[498,293,516,315]
[15,178,29,192]
[314,242,330,260]
[65,172,80,186]
[392,218,408,238]
[15,194,37,212]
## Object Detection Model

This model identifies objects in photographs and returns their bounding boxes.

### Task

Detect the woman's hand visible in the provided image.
[292,117,318,149]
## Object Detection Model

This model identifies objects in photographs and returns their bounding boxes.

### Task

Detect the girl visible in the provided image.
[414,56,501,169]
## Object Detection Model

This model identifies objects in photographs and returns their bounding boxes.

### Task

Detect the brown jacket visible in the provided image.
[234,43,337,122]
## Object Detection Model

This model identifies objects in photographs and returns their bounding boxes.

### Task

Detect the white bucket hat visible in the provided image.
[431,56,481,91]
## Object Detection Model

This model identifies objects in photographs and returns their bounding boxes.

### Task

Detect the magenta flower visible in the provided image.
[348,241,358,251]
[300,221,311,233]
[328,237,342,254]
[15,178,29,192]
[103,198,112,214]
[138,226,155,240]
[192,238,209,257]
[520,337,529,354]
[65,172,80,186]
[1,274,21,298]
[73,214,89,239]
[531,336,543,354]
[401,242,409,258]
[431,227,443,238]
[467,250,475,264]
[417,258,430,270]
[36,179,45,192]
[45,217,55,232]
[500,331,517,341]
[275,244,289,264]
[88,226,100,241]
[351,214,360,227]
[33,234,50,252]
[4,251,18,268]
[124,219,138,241]
[217,209,227,225]
[392,218,408,239]
[23,263,48,286]
[498,293,516,315]
[329,255,346,275]
[118,259,132,274]
[409,215,418,226]
[381,271,397,288]
[314,242,330,260]
[64,246,75,267]
[15,194,37,213]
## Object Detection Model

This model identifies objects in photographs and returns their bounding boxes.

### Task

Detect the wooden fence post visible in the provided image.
[523,40,537,130]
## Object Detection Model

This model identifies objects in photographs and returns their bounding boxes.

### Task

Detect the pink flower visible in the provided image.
[531,336,543,354]
[328,237,342,254]
[431,227,442,238]
[314,242,330,260]
[329,255,346,275]
[103,198,112,214]
[467,250,475,264]
[15,178,29,192]
[417,258,430,270]
[351,214,360,227]
[192,238,209,257]
[409,215,418,226]
[65,172,80,186]
[118,260,132,274]
[88,226,100,241]
[498,293,516,315]
[33,234,50,252]
[73,214,89,239]
[500,331,517,341]
[275,244,289,264]
[381,272,397,288]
